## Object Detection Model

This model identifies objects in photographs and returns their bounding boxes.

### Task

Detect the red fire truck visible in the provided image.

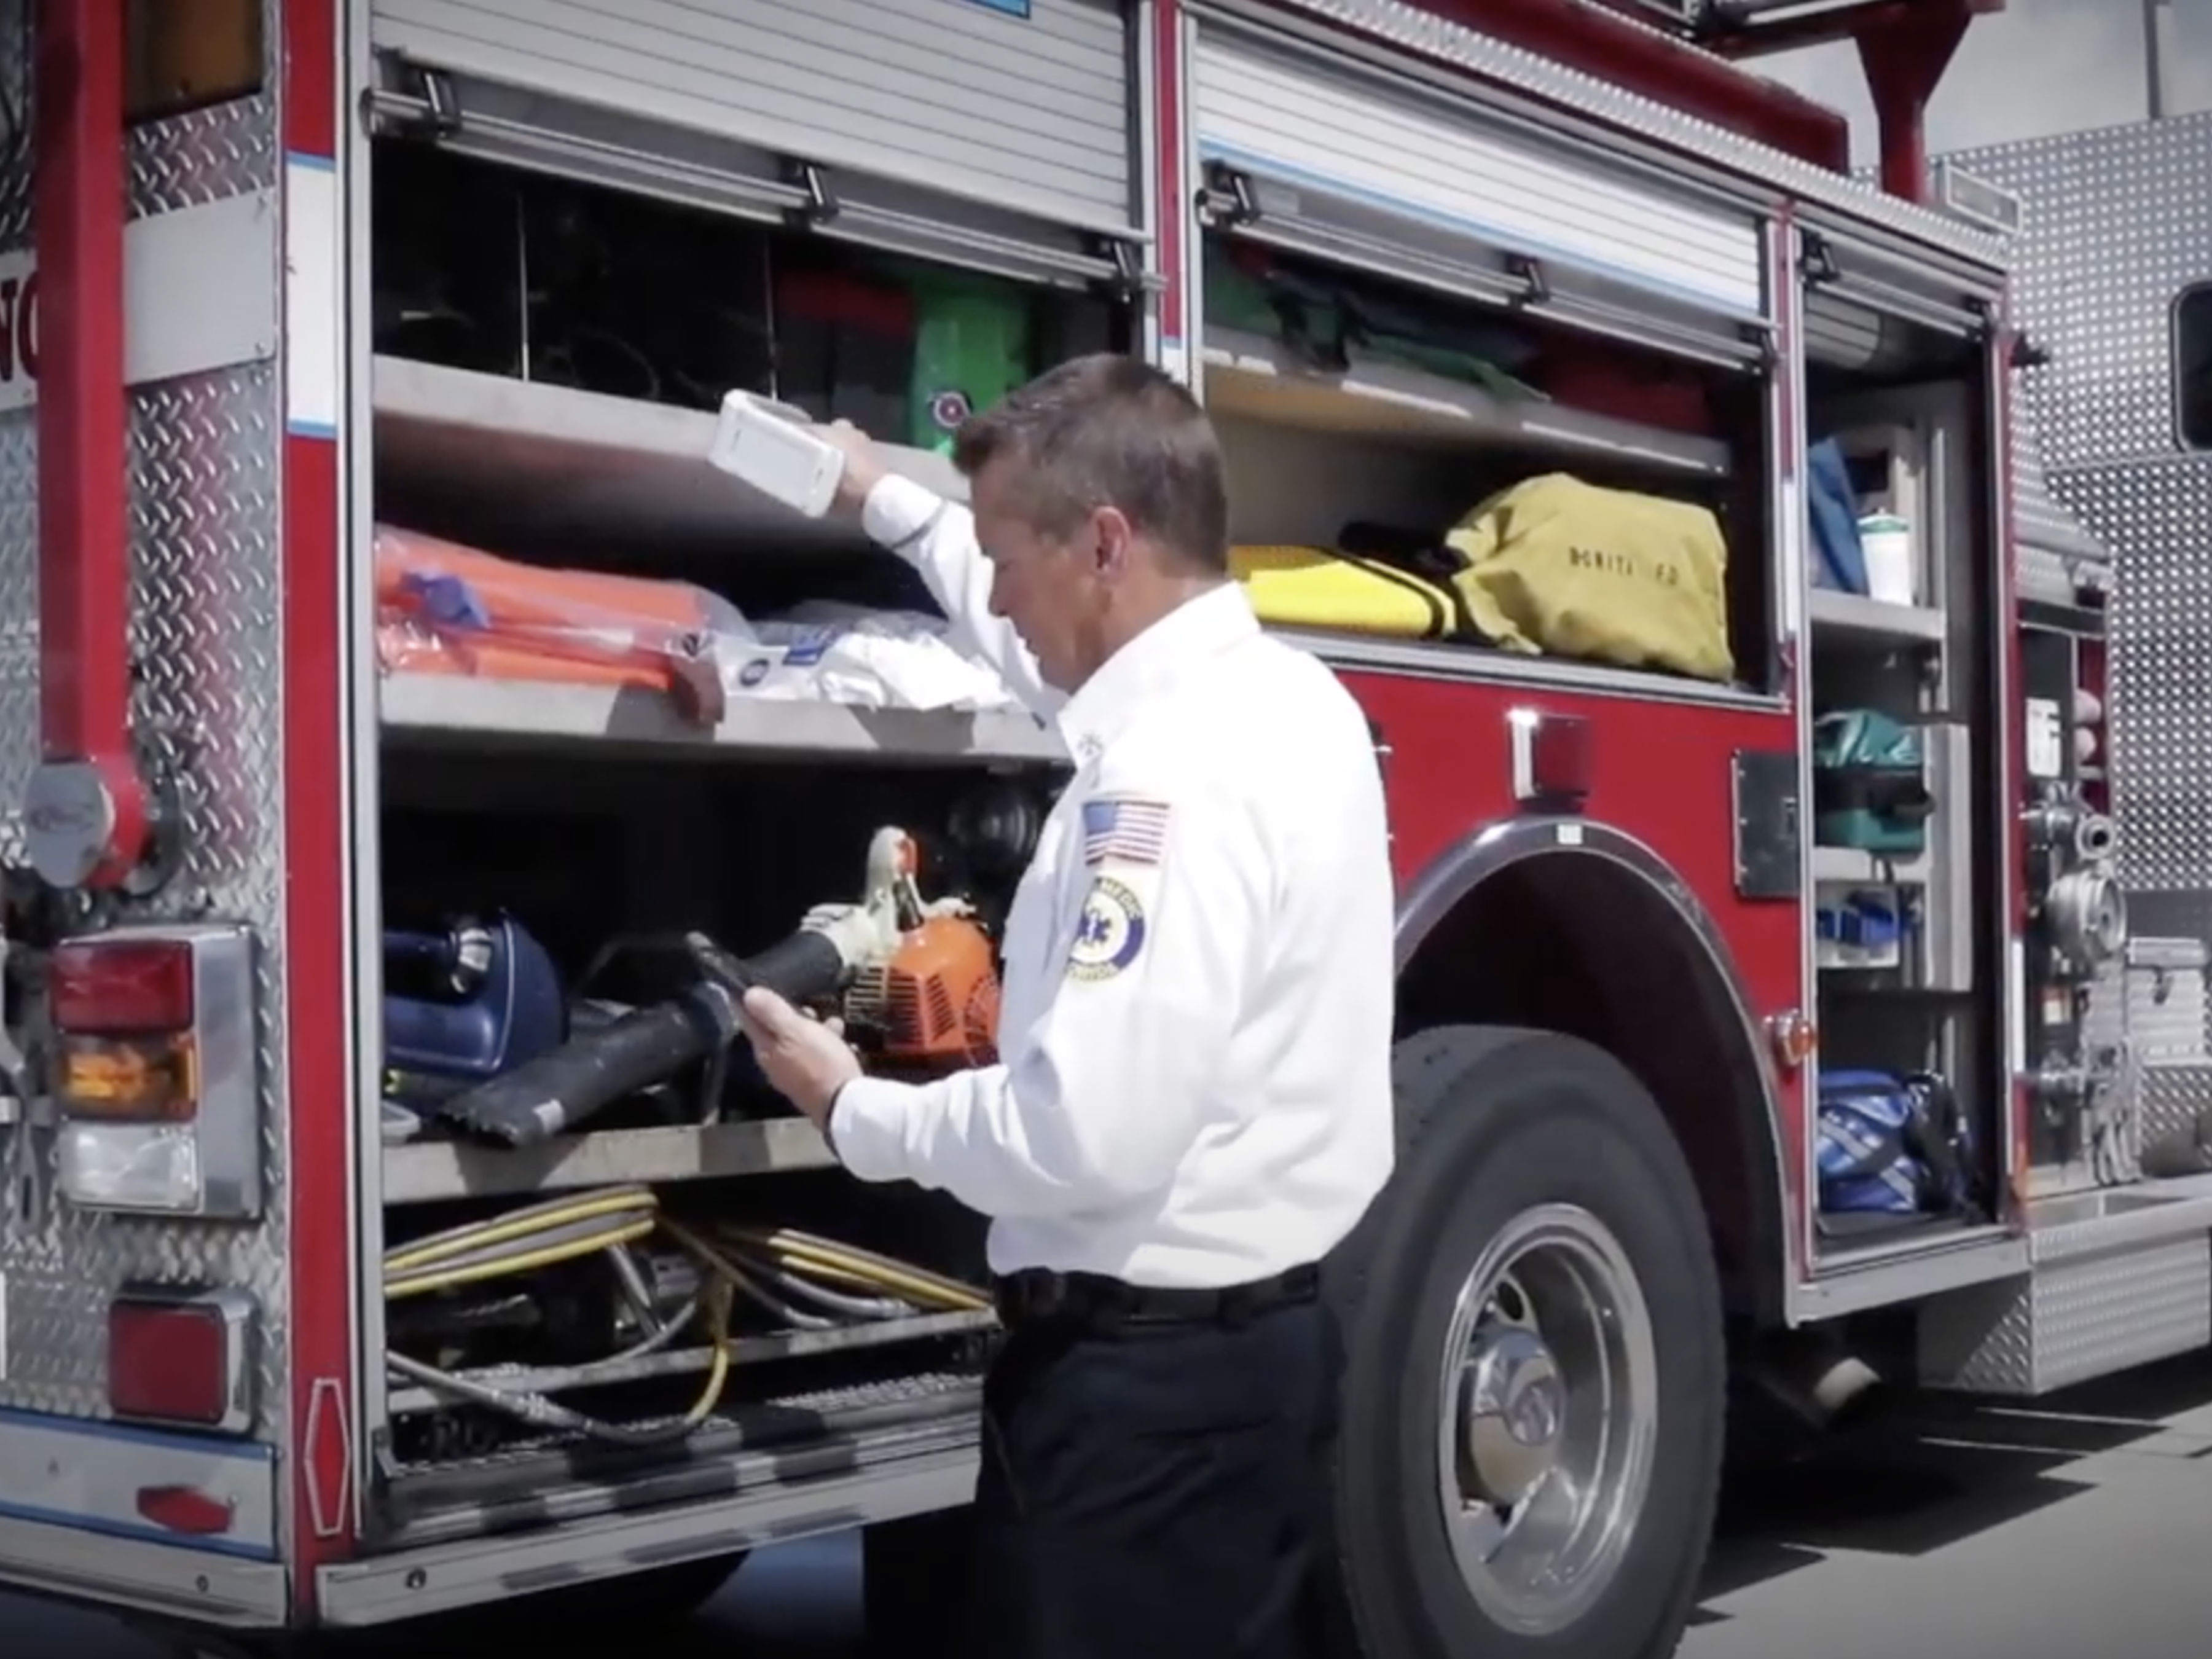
[0,0,2197,1655]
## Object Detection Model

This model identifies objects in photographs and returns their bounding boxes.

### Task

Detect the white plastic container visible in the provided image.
[708,390,847,519]
[1857,512,1916,608]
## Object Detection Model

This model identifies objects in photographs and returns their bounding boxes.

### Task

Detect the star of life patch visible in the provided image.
[1067,875,1147,982]
[1081,796,1171,868]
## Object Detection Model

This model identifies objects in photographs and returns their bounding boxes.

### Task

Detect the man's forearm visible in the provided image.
[853,476,1061,718]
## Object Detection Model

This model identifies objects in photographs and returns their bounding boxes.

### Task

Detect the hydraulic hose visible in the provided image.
[381,1184,994,1446]
[386,1276,736,1448]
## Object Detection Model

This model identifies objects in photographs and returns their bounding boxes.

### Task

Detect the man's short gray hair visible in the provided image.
[952,352,1231,575]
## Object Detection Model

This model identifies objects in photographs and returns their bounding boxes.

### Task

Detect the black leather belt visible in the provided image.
[991,1263,1321,1331]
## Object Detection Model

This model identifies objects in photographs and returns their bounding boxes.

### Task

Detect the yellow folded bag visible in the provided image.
[1440,473,1735,682]
[1230,544,1467,641]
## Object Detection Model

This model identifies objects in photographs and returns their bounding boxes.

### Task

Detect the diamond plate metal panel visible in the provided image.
[1917,1234,2212,1396]
[0,0,291,1456]
[2141,1065,2212,1166]
[1946,116,2212,474]
[2081,939,2206,1183]
[2047,458,2212,893]
[2010,388,2111,605]
[1958,117,2212,984]
[127,80,280,221]
[0,1,26,256]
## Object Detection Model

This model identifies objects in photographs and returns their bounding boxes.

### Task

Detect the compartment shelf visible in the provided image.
[380,672,1066,767]
[371,355,967,555]
[383,1118,839,1204]
[1198,326,1732,477]
[1813,845,1930,885]
[1806,588,1946,645]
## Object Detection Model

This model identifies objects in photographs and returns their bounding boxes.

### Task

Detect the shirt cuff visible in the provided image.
[861,473,947,554]
[825,1074,923,1185]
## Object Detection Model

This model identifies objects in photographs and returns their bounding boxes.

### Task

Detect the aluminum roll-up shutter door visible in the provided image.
[1189,22,1768,366]
[1798,224,1999,374]
[369,0,1141,287]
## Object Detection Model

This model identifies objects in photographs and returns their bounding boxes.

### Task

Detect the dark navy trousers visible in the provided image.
[960,1295,1341,1659]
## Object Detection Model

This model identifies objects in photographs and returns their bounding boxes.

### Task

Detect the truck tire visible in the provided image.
[1321,1025,1725,1659]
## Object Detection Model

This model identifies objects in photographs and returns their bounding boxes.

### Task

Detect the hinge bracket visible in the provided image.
[1505,254,1550,310]
[1194,162,1261,232]
[363,57,461,141]
[1799,230,1840,287]
[1091,233,1148,302]
[782,159,841,230]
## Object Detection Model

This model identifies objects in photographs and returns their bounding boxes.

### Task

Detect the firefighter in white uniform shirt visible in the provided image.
[737,352,1398,1659]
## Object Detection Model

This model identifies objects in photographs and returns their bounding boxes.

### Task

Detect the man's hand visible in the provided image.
[738,985,862,1131]
[817,418,890,516]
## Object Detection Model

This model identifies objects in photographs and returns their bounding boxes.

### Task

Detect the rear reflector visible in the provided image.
[136,1483,236,1537]
[1508,707,1594,806]
[108,1287,254,1433]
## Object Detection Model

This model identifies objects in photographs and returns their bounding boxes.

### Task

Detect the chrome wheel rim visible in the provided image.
[1436,1203,1658,1635]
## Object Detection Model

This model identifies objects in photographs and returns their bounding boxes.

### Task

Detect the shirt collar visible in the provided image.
[1056,582,1259,760]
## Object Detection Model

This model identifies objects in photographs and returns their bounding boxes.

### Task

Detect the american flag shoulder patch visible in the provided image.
[1081,795,1172,867]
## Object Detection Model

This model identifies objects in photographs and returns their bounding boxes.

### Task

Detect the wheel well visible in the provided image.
[1396,847,1787,1324]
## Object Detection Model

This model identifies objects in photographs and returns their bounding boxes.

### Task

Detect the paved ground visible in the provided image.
[21,1352,2212,1658]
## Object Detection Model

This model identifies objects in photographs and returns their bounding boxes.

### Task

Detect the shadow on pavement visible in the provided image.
[1690,1351,2212,1627]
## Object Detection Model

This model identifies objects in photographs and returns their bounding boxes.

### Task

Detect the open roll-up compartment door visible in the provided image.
[1798,222,2001,378]
[1186,14,1771,371]
[366,0,1147,293]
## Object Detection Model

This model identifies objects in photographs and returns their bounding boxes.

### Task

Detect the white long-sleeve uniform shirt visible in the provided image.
[827,474,1399,1289]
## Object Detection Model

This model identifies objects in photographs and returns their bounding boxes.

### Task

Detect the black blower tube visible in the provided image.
[438,927,850,1148]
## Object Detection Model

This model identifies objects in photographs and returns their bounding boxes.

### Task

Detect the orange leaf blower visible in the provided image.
[438,826,1001,1147]
[836,830,1003,1073]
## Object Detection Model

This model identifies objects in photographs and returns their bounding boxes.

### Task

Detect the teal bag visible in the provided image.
[1812,710,1934,857]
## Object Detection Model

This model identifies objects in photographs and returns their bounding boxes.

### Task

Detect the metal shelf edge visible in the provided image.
[1198,326,1733,476]
[368,353,967,554]
[378,673,1068,767]
[1806,588,1947,643]
[382,1118,841,1204]
[372,353,968,498]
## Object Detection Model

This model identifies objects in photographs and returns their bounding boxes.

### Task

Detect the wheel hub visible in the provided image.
[1458,1325,1563,1506]
[1435,1203,1660,1637]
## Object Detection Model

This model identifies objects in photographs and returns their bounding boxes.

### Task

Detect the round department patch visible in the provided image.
[1067,875,1147,981]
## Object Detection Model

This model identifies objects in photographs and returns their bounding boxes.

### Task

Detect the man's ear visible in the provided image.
[1092,504,1137,579]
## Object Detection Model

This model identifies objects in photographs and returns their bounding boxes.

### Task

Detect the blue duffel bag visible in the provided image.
[1816,1069,1975,1219]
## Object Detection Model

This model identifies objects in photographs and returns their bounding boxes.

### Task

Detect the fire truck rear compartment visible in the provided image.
[363,136,1107,1534]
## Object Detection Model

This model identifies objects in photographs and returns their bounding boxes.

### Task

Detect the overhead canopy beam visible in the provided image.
[1601,0,2006,206]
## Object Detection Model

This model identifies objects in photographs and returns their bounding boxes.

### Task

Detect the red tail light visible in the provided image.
[52,938,195,1033]
[108,1287,254,1433]
[50,924,262,1217]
